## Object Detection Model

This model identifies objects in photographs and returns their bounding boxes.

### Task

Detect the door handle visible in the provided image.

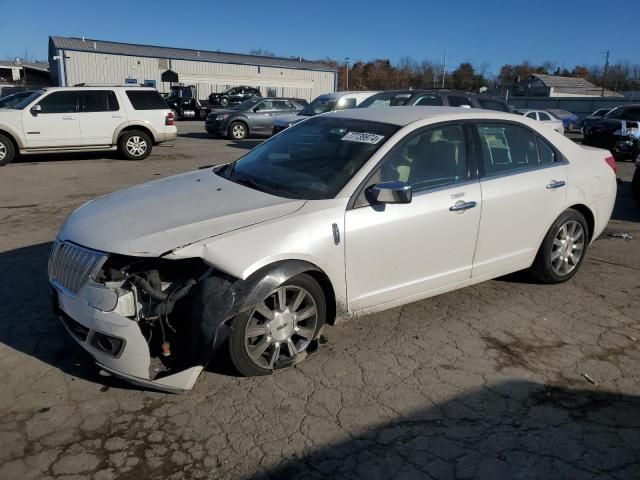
[449,200,477,212]
[112,114,124,118]
[62,115,75,120]
[546,180,566,189]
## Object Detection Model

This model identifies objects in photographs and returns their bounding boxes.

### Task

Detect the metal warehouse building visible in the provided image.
[48,36,337,101]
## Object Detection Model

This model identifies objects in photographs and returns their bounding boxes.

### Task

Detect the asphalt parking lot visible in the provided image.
[1,122,639,479]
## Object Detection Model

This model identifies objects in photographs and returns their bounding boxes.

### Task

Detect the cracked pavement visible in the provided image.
[0,123,639,479]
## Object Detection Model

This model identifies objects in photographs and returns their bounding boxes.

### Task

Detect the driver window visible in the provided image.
[374,124,468,192]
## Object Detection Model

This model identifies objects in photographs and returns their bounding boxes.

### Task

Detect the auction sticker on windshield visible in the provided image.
[341,132,385,144]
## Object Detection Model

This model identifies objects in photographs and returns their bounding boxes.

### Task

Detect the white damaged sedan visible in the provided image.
[48,107,617,392]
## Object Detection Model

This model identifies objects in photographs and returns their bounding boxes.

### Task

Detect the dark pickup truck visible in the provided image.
[583,104,640,160]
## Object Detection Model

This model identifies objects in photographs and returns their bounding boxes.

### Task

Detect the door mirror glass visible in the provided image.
[30,104,42,114]
[367,181,412,204]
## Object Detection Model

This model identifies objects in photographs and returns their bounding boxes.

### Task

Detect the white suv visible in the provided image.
[0,86,177,166]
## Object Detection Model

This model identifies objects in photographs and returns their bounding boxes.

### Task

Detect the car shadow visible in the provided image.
[177,132,215,140]
[611,179,640,223]
[9,150,121,165]
[225,139,265,150]
[0,242,146,392]
[246,380,640,479]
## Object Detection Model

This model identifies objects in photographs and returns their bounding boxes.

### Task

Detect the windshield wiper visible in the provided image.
[232,175,278,195]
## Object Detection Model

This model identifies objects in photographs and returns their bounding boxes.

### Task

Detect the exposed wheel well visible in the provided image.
[0,129,19,151]
[118,126,154,144]
[304,270,337,326]
[568,204,595,242]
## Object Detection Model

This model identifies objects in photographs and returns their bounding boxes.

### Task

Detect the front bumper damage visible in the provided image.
[48,240,324,392]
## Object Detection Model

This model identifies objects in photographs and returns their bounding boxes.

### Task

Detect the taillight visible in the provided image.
[604,155,616,173]
[165,111,175,126]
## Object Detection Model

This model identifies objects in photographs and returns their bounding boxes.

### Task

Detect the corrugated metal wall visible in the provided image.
[59,50,335,101]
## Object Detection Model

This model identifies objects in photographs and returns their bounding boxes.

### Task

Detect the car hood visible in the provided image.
[273,114,306,127]
[59,169,306,256]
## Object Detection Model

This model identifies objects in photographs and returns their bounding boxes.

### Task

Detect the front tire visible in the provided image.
[0,133,16,166]
[228,121,248,140]
[530,209,589,284]
[228,274,326,377]
[118,130,152,160]
[220,97,229,107]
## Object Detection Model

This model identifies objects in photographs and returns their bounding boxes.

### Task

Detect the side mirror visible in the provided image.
[30,104,42,115]
[366,181,412,204]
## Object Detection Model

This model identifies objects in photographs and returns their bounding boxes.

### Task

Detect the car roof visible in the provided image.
[43,86,158,91]
[324,106,515,126]
[318,91,379,100]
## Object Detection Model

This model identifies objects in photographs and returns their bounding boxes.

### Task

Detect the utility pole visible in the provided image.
[441,49,447,88]
[601,50,610,97]
[345,57,350,91]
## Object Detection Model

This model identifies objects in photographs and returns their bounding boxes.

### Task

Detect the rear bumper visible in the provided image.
[163,130,177,142]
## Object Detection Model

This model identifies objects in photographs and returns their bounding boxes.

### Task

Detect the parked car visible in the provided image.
[546,109,580,130]
[582,104,640,160]
[0,86,176,166]
[358,89,512,112]
[581,108,611,132]
[633,157,640,205]
[513,109,565,134]
[205,97,303,139]
[49,106,616,391]
[209,86,261,107]
[272,91,378,135]
[0,90,36,109]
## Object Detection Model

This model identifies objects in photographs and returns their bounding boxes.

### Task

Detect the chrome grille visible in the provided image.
[48,241,108,295]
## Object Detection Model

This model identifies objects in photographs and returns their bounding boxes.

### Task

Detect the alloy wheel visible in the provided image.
[125,136,148,157]
[0,142,6,162]
[244,285,318,369]
[550,220,585,276]
[232,124,246,139]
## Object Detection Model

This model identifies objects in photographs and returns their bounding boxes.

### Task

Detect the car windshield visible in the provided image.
[359,92,412,108]
[604,107,624,119]
[299,97,338,116]
[8,90,44,110]
[593,109,609,116]
[218,116,399,200]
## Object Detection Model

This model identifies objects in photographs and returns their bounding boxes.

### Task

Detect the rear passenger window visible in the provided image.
[537,138,557,164]
[448,96,473,107]
[538,112,552,121]
[126,90,169,110]
[477,124,538,175]
[80,91,119,112]
[413,94,443,106]
[477,98,510,112]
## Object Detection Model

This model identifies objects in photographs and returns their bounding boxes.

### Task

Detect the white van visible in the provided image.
[271,91,378,134]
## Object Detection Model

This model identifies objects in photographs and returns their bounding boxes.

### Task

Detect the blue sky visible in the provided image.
[0,0,635,74]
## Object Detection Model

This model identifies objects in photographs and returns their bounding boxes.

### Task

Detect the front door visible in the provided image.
[76,90,126,146]
[471,122,568,277]
[345,123,482,311]
[252,100,278,133]
[21,91,82,148]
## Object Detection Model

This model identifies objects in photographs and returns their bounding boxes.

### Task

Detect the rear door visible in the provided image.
[78,90,125,146]
[471,122,568,277]
[21,91,82,147]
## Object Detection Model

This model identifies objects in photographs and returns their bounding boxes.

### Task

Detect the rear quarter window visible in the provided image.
[478,98,510,112]
[126,90,169,110]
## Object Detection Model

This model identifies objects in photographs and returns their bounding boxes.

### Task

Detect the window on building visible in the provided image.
[124,78,138,84]
[143,80,157,88]
[267,87,277,97]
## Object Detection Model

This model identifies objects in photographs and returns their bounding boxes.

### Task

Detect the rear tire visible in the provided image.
[0,133,16,166]
[530,209,589,284]
[118,130,152,160]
